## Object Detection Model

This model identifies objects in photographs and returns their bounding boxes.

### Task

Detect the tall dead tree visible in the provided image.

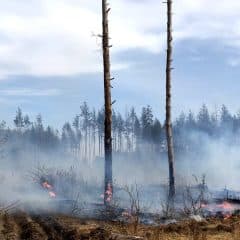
[166,0,175,200]
[102,0,113,205]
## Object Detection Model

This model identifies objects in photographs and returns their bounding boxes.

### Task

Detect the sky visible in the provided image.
[0,0,240,128]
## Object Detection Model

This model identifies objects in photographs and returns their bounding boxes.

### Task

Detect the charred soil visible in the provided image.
[1,212,240,240]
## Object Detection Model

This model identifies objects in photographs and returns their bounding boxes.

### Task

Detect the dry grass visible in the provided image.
[1,212,240,239]
[101,216,240,240]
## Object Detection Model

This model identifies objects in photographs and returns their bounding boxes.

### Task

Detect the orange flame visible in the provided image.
[202,201,236,219]
[42,181,53,190]
[42,181,56,198]
[217,201,234,211]
[105,183,113,203]
[224,214,232,220]
[49,191,57,198]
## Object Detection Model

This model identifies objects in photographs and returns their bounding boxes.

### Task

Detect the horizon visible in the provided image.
[1,102,239,130]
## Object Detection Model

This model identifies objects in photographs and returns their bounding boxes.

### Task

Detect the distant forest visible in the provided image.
[0,102,239,162]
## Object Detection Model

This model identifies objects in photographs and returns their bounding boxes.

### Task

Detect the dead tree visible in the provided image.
[166,0,175,201]
[102,0,113,205]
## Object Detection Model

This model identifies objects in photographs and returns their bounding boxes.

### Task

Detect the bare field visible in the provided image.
[0,212,240,240]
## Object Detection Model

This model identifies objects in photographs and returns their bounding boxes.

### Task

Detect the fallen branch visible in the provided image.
[0,201,20,214]
[111,233,144,240]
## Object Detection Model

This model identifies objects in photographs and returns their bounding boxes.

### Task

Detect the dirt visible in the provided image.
[0,212,240,240]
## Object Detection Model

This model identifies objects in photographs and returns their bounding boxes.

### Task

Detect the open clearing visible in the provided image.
[0,212,240,239]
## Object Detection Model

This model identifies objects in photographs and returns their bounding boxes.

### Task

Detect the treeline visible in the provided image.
[0,103,240,161]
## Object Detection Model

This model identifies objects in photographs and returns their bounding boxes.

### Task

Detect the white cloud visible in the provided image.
[227,58,240,67]
[0,0,239,77]
[0,88,61,97]
[0,97,29,106]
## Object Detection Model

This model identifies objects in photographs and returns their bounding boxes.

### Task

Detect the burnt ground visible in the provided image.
[1,212,240,240]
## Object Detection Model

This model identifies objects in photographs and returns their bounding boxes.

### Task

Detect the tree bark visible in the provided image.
[102,0,113,205]
[166,0,175,200]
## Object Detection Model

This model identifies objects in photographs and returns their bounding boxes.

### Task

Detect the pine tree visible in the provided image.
[197,104,212,134]
[102,0,113,205]
[80,102,91,160]
[165,0,175,201]
[141,106,153,142]
[14,107,24,130]
[151,119,162,152]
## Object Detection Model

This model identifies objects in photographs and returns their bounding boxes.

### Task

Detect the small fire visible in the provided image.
[42,181,53,190]
[217,201,234,211]
[105,183,113,203]
[223,214,232,220]
[122,209,132,218]
[41,181,56,198]
[202,201,237,219]
[49,191,57,198]
[201,203,207,208]
[217,201,235,220]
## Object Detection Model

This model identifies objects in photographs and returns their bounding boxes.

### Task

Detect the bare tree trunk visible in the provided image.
[88,128,91,161]
[98,133,101,155]
[166,0,175,201]
[93,129,96,159]
[102,0,113,205]
[85,131,87,161]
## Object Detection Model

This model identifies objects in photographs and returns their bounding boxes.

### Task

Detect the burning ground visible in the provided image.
[1,141,240,239]
[1,167,240,239]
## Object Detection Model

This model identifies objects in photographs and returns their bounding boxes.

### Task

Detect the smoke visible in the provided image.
[0,124,240,215]
[174,130,240,191]
[0,144,104,213]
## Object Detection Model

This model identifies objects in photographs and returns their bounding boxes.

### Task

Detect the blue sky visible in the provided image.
[0,0,240,128]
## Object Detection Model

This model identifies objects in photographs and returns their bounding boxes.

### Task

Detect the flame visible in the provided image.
[218,201,234,219]
[105,183,113,203]
[122,210,132,218]
[217,201,234,211]
[201,203,207,208]
[42,181,53,190]
[224,214,232,220]
[49,191,57,198]
[42,181,56,198]
[202,201,236,219]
